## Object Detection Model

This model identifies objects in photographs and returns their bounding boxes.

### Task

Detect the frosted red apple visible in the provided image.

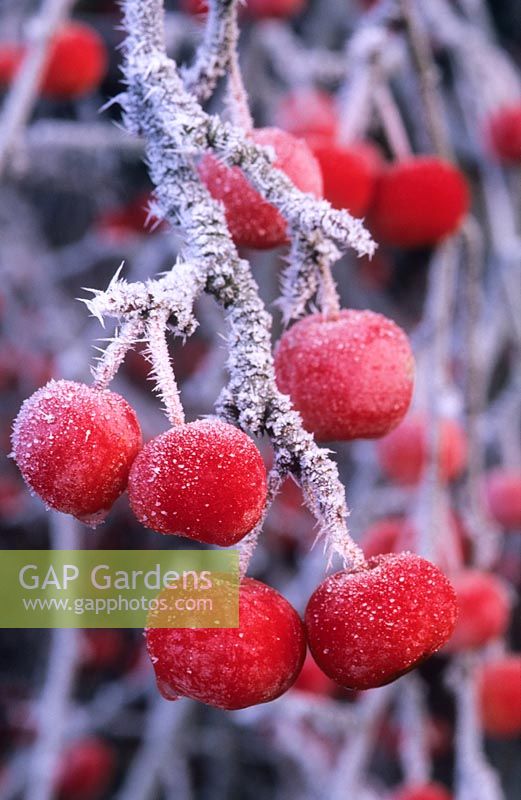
[274,310,414,441]
[146,578,306,709]
[478,655,521,738]
[377,414,468,485]
[305,553,458,690]
[488,104,521,163]
[11,380,142,525]
[55,738,115,800]
[485,468,521,530]
[446,570,510,652]
[43,23,107,99]
[308,138,381,217]
[128,419,267,545]
[246,0,305,18]
[367,157,469,248]
[0,44,23,86]
[198,127,323,249]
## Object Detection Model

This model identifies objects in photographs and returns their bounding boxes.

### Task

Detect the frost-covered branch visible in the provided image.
[181,0,241,103]
[329,685,396,800]
[460,219,502,570]
[26,513,81,800]
[447,657,503,800]
[116,696,192,800]
[256,21,347,86]
[398,675,431,786]
[400,0,452,159]
[412,240,460,565]
[101,0,368,569]
[120,4,375,260]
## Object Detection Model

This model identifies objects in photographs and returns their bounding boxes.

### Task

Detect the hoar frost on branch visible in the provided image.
[86,0,377,570]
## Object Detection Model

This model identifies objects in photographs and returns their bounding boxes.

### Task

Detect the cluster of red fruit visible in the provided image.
[198,121,471,251]
[0,21,107,99]
[12,380,459,709]
[147,552,457,709]
[198,102,470,252]
[199,87,521,255]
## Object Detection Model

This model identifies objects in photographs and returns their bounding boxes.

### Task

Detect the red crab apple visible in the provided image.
[361,512,467,567]
[0,23,107,99]
[146,578,306,709]
[80,629,136,673]
[367,157,469,248]
[292,652,338,696]
[274,309,414,441]
[41,22,108,99]
[128,419,267,545]
[478,655,521,738]
[246,0,305,18]
[376,414,468,485]
[274,88,338,140]
[198,127,323,249]
[55,738,115,800]
[361,517,415,559]
[487,104,521,163]
[305,552,457,690]
[307,138,382,216]
[180,0,208,15]
[485,468,521,530]
[445,570,510,652]
[391,784,452,800]
[11,380,142,525]
[0,44,23,86]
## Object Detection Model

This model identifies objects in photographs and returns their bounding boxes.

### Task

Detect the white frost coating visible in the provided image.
[83,0,369,570]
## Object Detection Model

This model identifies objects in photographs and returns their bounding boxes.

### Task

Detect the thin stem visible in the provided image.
[146,312,185,427]
[91,319,146,390]
[182,0,242,102]
[412,239,459,564]
[317,262,341,317]
[399,0,452,159]
[398,675,431,786]
[239,466,285,578]
[372,82,413,161]
[329,685,396,800]
[460,218,501,569]
[116,696,192,800]
[448,656,503,800]
[26,513,81,800]
[337,61,376,146]
[222,0,253,131]
[0,0,75,176]
[227,44,253,132]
